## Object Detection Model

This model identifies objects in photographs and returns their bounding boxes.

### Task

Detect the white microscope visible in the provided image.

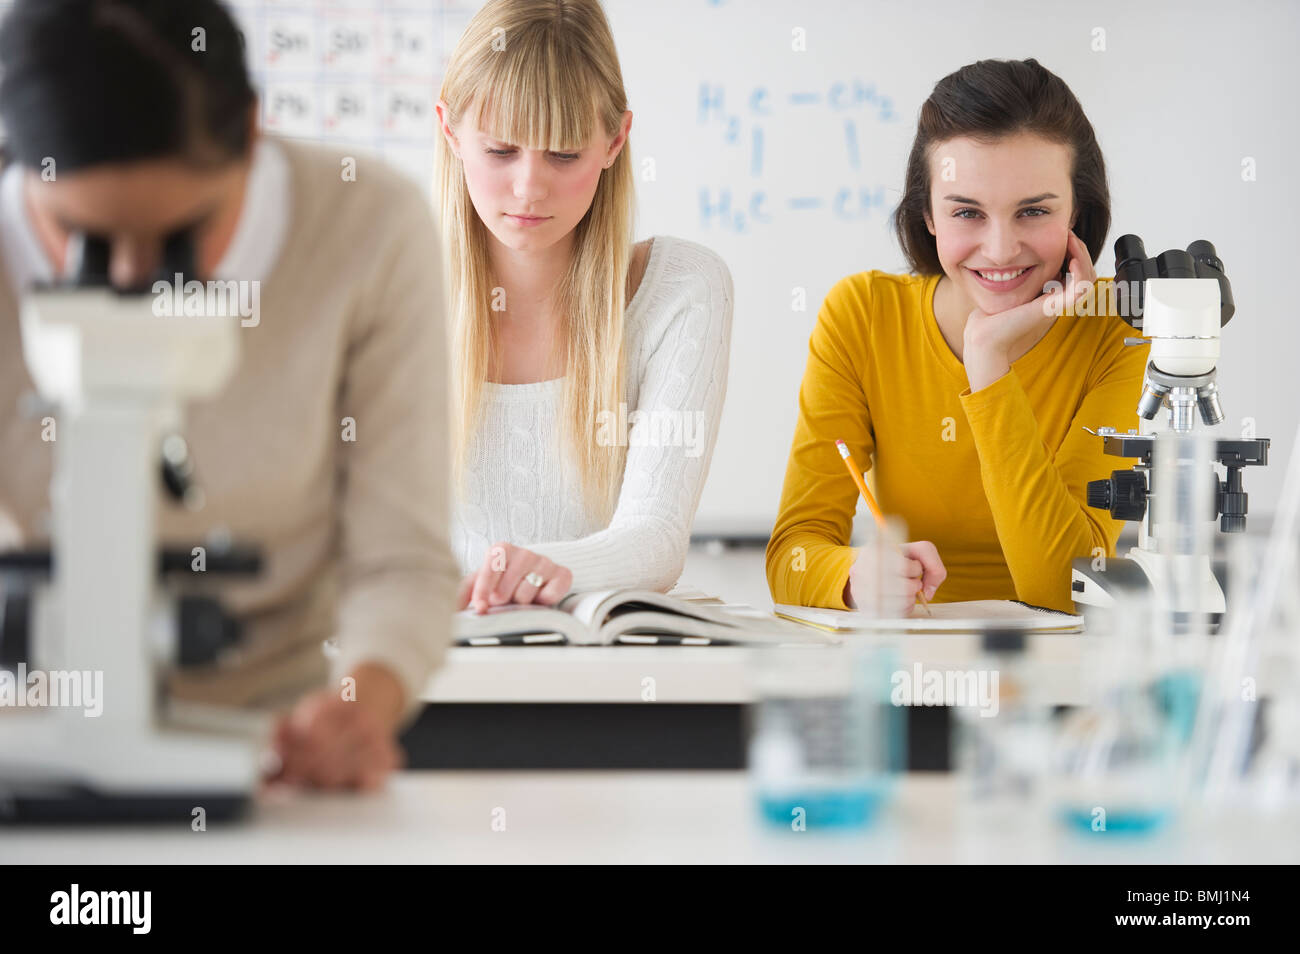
[0,232,267,822]
[1070,235,1270,628]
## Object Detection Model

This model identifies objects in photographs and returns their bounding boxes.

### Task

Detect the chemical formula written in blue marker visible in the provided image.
[697,79,900,233]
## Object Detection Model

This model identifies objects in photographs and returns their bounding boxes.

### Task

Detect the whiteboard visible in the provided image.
[609,0,1300,535]
[10,0,1293,536]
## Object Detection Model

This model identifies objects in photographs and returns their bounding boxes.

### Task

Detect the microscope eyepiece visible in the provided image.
[68,233,111,288]
[58,228,200,293]
[1188,240,1234,325]
[1111,233,1234,328]
[162,228,198,280]
[1113,234,1147,272]
[1187,240,1223,272]
[1154,248,1197,279]
[1113,234,1148,323]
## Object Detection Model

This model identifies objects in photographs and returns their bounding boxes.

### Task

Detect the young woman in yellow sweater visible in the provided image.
[766,58,1149,615]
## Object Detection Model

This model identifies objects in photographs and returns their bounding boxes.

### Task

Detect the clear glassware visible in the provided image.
[954,630,1053,831]
[1049,596,1182,836]
[748,642,905,831]
[1044,429,1218,837]
[1191,419,1300,841]
[847,515,913,620]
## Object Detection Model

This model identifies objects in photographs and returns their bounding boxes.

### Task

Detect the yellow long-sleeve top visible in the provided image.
[766,271,1149,614]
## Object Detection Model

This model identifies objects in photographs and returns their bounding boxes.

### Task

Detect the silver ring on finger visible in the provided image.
[524,571,546,588]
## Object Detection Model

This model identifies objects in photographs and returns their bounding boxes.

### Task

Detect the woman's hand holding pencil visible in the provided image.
[835,439,947,617]
[845,541,945,617]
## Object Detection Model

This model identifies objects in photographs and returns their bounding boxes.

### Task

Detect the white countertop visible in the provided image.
[4,772,1292,864]
[422,635,1089,704]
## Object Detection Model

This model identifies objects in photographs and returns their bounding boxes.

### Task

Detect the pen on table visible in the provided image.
[835,439,931,616]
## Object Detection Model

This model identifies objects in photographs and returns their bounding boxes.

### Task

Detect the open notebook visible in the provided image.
[455,588,826,646]
[774,600,1084,634]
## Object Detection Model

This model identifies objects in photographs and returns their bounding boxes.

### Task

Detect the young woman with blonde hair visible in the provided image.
[435,0,733,613]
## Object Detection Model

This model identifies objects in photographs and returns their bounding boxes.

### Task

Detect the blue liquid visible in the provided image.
[1153,670,1202,745]
[757,785,889,830]
[1058,806,1173,835]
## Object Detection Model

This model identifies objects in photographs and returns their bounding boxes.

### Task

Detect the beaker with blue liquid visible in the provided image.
[748,642,906,831]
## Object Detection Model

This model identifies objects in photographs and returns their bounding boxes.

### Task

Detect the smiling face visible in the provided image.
[442,104,625,255]
[924,132,1076,315]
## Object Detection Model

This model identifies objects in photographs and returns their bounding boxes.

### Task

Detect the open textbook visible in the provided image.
[455,587,826,646]
[774,600,1085,635]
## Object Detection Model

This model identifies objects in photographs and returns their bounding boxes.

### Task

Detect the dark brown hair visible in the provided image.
[893,58,1110,275]
[0,0,256,172]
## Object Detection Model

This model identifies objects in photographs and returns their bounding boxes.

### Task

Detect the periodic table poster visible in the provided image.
[226,1,477,190]
[0,0,479,191]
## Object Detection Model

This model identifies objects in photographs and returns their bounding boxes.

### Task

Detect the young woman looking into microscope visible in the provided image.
[0,0,456,790]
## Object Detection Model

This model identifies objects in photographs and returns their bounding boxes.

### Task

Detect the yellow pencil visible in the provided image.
[835,439,930,616]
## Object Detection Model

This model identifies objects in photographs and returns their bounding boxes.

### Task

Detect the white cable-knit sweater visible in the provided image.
[452,235,733,593]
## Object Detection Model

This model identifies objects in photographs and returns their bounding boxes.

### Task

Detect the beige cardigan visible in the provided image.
[0,137,456,719]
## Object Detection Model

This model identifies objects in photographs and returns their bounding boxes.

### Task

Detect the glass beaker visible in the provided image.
[748,642,905,831]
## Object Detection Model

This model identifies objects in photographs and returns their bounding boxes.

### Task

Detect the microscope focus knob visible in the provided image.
[0,590,29,670]
[1219,475,1248,533]
[1220,511,1247,534]
[177,595,243,667]
[1086,470,1148,522]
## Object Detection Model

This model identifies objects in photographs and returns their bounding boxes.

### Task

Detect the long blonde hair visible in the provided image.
[436,0,635,522]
